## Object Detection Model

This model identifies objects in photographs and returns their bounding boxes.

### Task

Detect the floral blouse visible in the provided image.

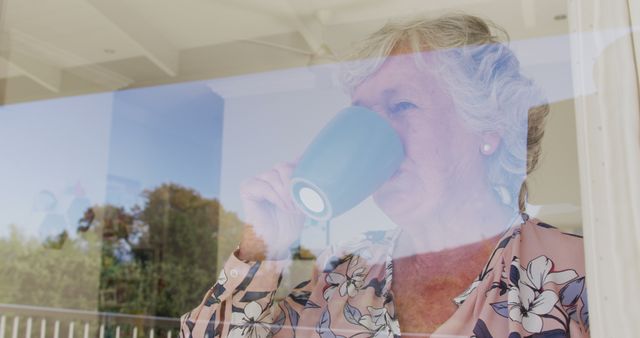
[180,215,590,338]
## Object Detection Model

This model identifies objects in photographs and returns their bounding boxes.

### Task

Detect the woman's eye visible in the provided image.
[389,101,416,115]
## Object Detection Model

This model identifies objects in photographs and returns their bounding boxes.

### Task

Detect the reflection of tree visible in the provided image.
[0,183,244,318]
[90,183,244,317]
[43,230,70,249]
[0,225,101,310]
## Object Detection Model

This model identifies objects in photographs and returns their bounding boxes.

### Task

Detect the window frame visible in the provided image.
[569,0,640,335]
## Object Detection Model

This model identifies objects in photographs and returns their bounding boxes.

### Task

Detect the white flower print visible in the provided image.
[506,255,577,333]
[323,256,367,300]
[358,306,401,338]
[515,256,578,291]
[507,281,559,333]
[217,269,228,285]
[205,270,229,306]
[381,258,393,296]
[229,301,272,338]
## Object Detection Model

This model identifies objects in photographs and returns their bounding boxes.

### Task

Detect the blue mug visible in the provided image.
[290,106,405,221]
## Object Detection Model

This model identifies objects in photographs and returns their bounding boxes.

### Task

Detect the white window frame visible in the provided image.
[569,0,640,335]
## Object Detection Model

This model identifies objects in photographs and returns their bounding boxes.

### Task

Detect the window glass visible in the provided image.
[2,0,633,337]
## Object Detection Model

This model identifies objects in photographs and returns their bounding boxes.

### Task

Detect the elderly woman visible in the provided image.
[180,14,589,338]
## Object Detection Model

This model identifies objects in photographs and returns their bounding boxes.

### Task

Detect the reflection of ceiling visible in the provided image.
[1,0,570,102]
[0,0,581,230]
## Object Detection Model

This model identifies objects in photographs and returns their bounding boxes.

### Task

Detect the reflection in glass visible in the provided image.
[0,9,598,338]
[179,13,590,338]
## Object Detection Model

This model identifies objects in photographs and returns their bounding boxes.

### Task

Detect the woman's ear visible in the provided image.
[480,131,501,155]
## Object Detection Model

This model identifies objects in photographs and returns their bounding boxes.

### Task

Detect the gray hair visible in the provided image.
[340,13,549,212]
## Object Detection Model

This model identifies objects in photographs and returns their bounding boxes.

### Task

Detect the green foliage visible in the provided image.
[0,226,101,310]
[0,183,244,319]
[216,205,245,270]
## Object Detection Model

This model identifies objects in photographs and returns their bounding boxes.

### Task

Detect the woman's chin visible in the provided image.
[372,180,423,219]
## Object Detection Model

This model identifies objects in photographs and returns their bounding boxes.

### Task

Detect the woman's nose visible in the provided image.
[352,100,396,125]
[364,105,406,137]
[370,104,387,117]
[353,103,406,145]
[355,103,386,119]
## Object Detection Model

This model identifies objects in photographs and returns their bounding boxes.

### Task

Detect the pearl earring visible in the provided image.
[482,144,492,154]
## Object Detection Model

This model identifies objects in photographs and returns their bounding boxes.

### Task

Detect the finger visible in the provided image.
[256,170,294,210]
[257,168,285,188]
[273,161,295,180]
[239,177,289,211]
[274,169,298,211]
[259,166,298,210]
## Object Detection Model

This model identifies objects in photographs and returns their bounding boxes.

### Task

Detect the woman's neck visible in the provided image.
[392,187,516,260]
[391,232,502,335]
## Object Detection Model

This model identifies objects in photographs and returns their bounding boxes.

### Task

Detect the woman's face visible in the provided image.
[351,53,489,226]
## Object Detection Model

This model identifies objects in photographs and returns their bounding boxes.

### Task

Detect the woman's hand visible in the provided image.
[238,161,306,261]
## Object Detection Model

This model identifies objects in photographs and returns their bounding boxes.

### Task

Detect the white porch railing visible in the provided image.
[0,304,180,338]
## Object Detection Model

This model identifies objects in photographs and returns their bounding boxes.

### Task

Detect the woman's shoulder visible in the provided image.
[516,215,586,267]
[520,214,584,240]
[480,214,585,270]
[495,215,588,295]
[452,214,590,336]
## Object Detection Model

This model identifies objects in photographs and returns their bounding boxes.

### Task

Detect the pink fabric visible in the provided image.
[181,217,589,337]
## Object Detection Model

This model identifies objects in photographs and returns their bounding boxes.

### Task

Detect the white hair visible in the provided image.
[341,13,549,211]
